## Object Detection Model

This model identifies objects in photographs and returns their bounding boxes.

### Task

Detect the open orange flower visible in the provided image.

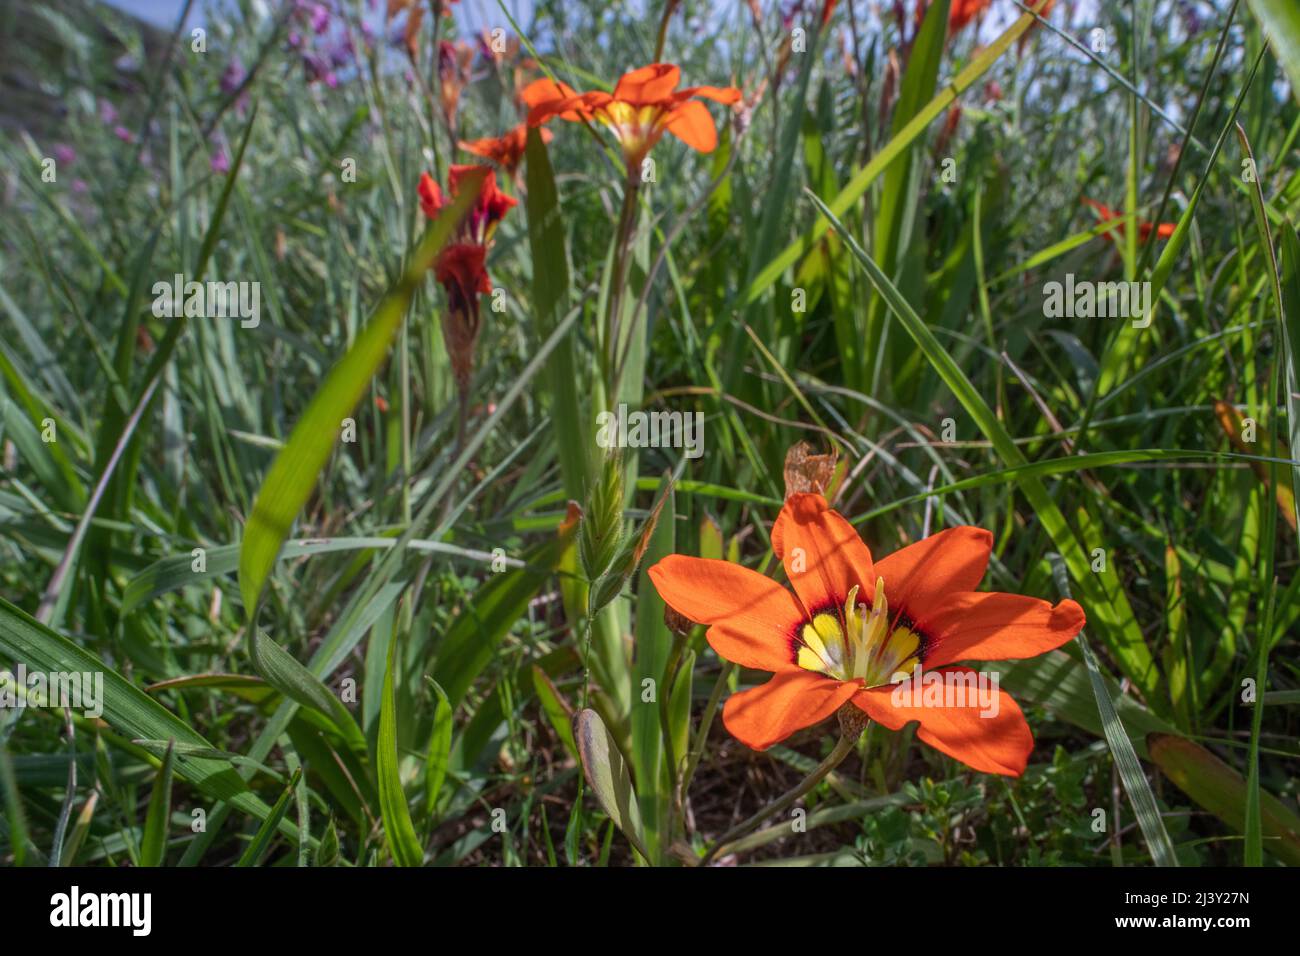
[1083,197,1176,243]
[521,63,741,167]
[648,494,1086,776]
[460,124,552,175]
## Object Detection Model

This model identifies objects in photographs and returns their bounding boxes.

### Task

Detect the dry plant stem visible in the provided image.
[701,724,865,865]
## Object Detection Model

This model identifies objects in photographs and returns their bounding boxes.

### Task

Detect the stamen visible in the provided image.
[794,576,922,687]
[864,575,889,662]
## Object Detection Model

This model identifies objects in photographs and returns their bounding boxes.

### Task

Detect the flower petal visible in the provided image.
[723,669,858,751]
[873,526,992,621]
[520,76,579,109]
[648,555,802,672]
[919,592,1085,669]
[521,77,588,123]
[677,84,742,105]
[852,667,1032,775]
[771,493,874,614]
[417,171,444,219]
[613,63,681,103]
[663,100,719,152]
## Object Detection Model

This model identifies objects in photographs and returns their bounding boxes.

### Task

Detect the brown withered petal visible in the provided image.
[783,440,839,500]
[663,604,697,636]
[836,700,871,740]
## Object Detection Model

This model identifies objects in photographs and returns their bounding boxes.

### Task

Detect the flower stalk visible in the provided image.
[604,172,641,397]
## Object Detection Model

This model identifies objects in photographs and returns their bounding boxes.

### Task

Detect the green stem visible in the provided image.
[604,174,641,398]
[400,321,412,525]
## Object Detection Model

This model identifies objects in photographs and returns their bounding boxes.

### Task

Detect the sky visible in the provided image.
[99,0,537,31]
[101,0,197,25]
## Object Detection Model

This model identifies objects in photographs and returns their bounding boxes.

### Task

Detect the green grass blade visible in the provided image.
[139,738,175,867]
[423,678,452,820]
[1237,122,1287,866]
[248,629,365,752]
[1051,558,1178,866]
[1246,0,1300,105]
[1149,734,1300,865]
[236,768,302,867]
[524,128,588,497]
[378,632,422,867]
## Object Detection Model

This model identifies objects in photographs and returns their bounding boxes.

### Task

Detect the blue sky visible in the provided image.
[100,0,537,30]
[101,0,197,25]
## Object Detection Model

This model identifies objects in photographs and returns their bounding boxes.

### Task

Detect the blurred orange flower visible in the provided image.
[949,0,1054,34]
[1083,197,1176,242]
[521,63,741,168]
[949,0,993,32]
[648,493,1086,775]
[460,124,552,175]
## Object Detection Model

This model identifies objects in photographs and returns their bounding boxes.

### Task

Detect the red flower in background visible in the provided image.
[1083,197,1176,243]
[417,165,516,393]
[948,0,1055,34]
[418,165,515,309]
[949,0,994,32]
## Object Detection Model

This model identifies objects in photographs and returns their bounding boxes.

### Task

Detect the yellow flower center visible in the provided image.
[794,577,922,687]
[596,101,669,164]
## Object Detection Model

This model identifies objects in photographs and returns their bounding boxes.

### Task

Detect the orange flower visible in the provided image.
[1083,198,1176,243]
[438,40,476,128]
[648,494,1086,775]
[460,124,553,175]
[949,0,994,32]
[521,63,741,167]
[949,0,1054,34]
